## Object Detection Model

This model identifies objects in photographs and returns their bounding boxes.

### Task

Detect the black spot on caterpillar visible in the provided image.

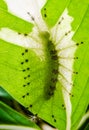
[22,95,25,98]
[24,33,28,36]
[28,75,30,77]
[27,12,35,21]
[21,62,24,64]
[27,67,30,70]
[43,7,47,18]
[44,8,46,11]
[26,92,29,95]
[54,119,56,122]
[44,14,47,18]
[25,49,28,52]
[21,52,24,56]
[22,92,30,98]
[27,82,30,85]
[25,59,29,62]
[22,69,26,72]
[21,49,28,56]
[52,115,54,118]
[30,104,33,107]
[24,77,26,79]
[24,75,30,80]
[23,84,26,87]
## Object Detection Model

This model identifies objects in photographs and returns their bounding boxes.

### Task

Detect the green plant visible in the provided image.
[0,0,89,130]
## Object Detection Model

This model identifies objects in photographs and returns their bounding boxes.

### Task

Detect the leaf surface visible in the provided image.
[0,101,40,130]
[0,1,89,130]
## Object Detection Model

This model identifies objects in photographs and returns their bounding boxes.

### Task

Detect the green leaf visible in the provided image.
[77,110,89,130]
[0,1,89,130]
[68,0,88,31]
[84,123,89,130]
[0,101,40,130]
[68,3,89,129]
[0,3,33,33]
[0,87,11,98]
[41,0,70,27]
[0,0,8,10]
